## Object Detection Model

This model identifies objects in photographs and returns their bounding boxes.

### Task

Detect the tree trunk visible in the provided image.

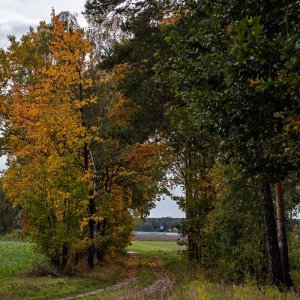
[261,182,283,286]
[185,150,201,263]
[96,218,107,264]
[79,74,96,269]
[61,244,68,268]
[84,143,95,269]
[275,181,293,287]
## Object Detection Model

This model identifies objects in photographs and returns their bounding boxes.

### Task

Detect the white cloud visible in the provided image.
[0,0,87,48]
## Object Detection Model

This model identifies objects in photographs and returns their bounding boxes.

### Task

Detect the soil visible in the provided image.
[52,253,174,300]
[53,255,138,300]
[119,257,174,300]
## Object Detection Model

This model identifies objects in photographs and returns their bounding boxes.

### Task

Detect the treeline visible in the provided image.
[83,0,300,289]
[0,0,299,290]
[134,218,184,232]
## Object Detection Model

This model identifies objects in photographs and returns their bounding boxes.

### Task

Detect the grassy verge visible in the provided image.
[0,238,158,300]
[1,239,300,299]
[0,240,45,278]
[128,240,300,300]
[0,263,126,300]
[0,239,127,300]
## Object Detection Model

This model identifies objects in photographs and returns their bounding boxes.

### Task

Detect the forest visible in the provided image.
[134,218,184,232]
[0,0,300,298]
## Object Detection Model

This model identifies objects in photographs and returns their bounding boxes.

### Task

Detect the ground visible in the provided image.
[0,236,299,299]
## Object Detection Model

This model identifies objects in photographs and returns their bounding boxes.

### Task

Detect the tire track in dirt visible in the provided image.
[52,255,138,300]
[52,254,174,300]
[119,257,174,300]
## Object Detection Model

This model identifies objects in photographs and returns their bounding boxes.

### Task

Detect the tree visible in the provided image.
[0,12,94,268]
[155,0,300,286]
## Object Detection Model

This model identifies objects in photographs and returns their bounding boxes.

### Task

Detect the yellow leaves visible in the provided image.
[121,142,161,170]
[80,215,104,231]
[50,15,92,73]
[249,75,260,87]
[107,97,127,119]
[4,16,94,159]
[90,126,98,133]
[111,64,130,82]
[1,14,96,253]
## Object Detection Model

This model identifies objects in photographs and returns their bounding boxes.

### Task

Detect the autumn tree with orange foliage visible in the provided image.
[0,11,164,269]
[0,12,96,268]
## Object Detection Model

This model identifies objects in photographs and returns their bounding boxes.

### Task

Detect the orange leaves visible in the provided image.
[121,143,161,171]
[1,14,96,260]
[2,15,94,160]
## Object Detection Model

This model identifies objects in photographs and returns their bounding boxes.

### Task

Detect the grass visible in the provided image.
[0,263,125,300]
[85,257,158,300]
[0,238,159,300]
[128,240,300,300]
[128,240,183,254]
[0,238,127,300]
[1,238,300,299]
[0,240,45,278]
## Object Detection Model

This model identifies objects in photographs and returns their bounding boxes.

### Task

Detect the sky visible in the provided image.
[0,0,185,218]
[0,0,88,48]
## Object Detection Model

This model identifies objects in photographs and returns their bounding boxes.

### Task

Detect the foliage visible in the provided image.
[0,0,299,291]
[0,9,165,268]
[0,13,94,267]
[204,168,268,282]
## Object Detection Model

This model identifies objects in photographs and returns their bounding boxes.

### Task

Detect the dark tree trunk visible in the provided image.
[96,218,107,264]
[83,142,95,269]
[261,182,283,286]
[61,244,68,268]
[275,181,293,287]
[51,254,60,267]
[87,189,95,268]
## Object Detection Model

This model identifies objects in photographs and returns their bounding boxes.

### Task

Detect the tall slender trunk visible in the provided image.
[185,150,200,263]
[275,181,292,287]
[86,143,95,269]
[185,185,195,261]
[61,244,68,268]
[96,218,107,264]
[79,75,95,269]
[261,182,283,286]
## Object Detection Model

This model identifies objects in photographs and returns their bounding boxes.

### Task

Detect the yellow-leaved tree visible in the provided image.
[0,11,165,269]
[0,12,95,268]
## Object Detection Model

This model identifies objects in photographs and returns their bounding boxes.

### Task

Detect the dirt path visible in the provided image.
[52,255,174,300]
[119,257,174,300]
[53,255,138,300]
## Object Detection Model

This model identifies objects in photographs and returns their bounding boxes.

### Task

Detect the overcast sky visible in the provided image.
[0,0,87,49]
[0,0,185,218]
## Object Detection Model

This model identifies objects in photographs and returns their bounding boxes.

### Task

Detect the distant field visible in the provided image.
[133,231,180,241]
[0,240,45,278]
[127,240,184,254]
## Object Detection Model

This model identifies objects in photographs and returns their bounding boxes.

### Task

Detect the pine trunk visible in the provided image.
[261,182,283,286]
[275,181,293,287]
